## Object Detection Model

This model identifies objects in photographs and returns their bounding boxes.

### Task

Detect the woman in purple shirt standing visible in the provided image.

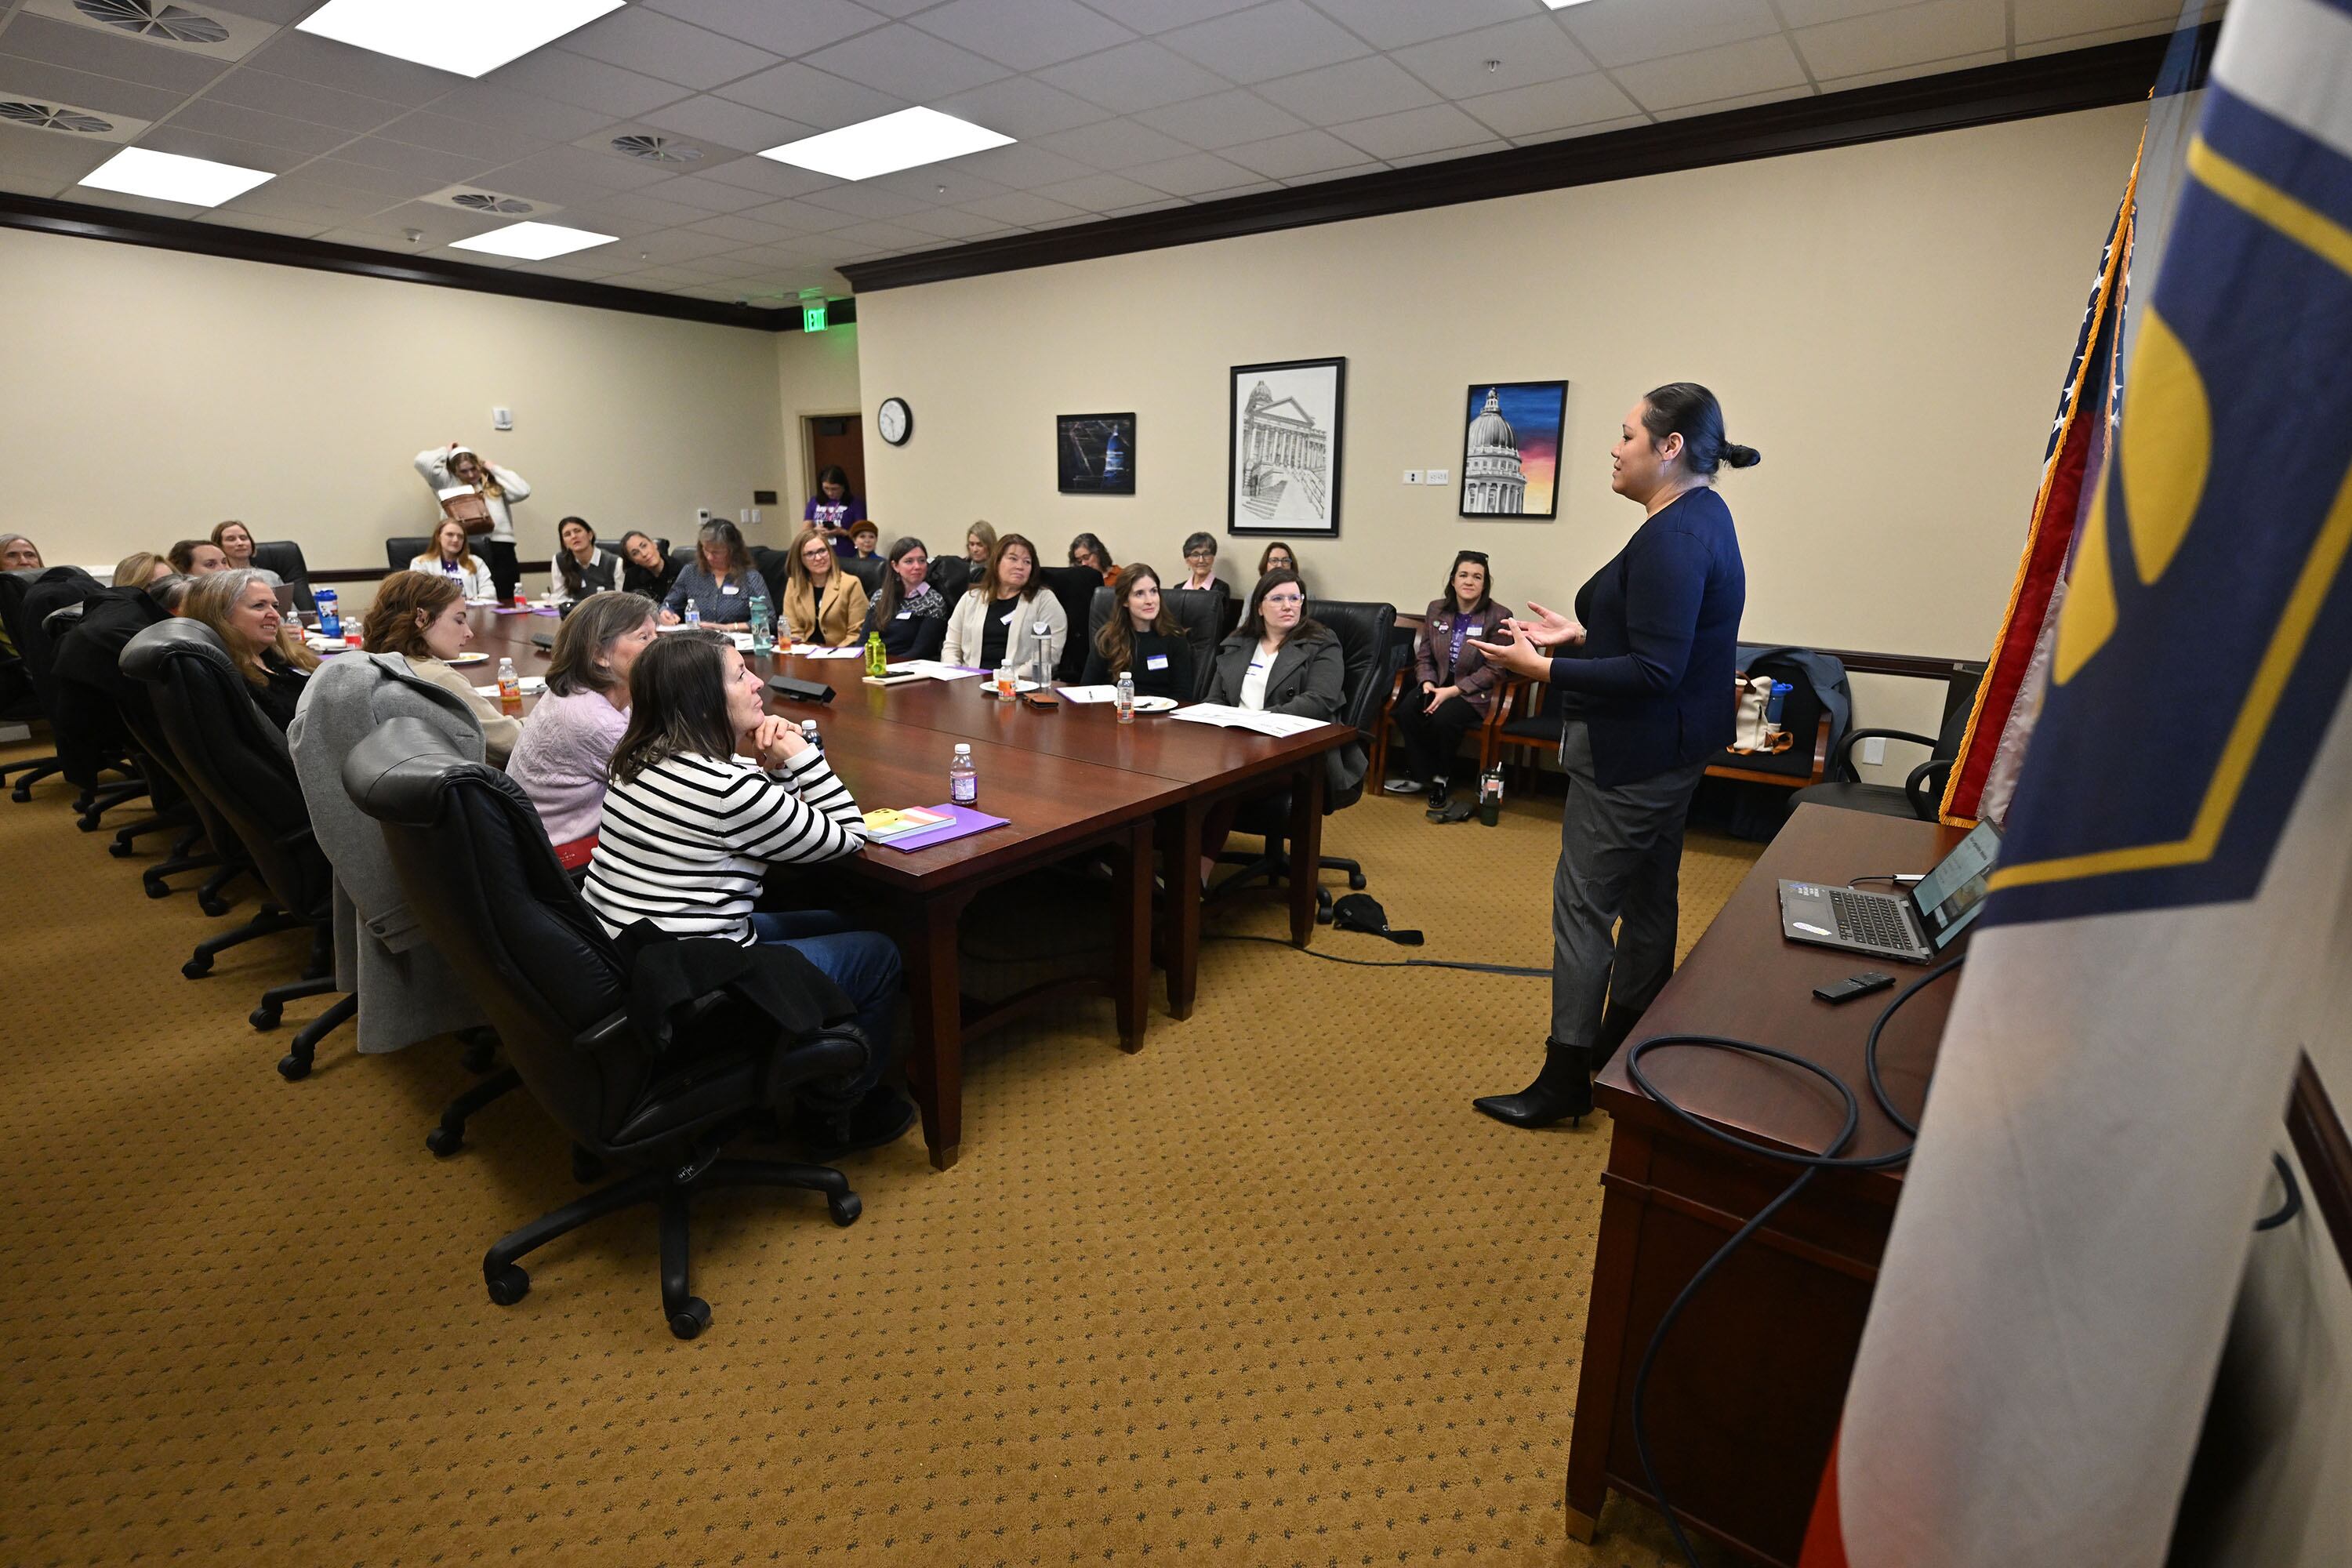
[506,591,659,868]
[804,465,866,554]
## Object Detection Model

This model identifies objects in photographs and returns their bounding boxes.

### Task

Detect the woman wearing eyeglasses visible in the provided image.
[1385,550,1512,820]
[1466,383,1754,1129]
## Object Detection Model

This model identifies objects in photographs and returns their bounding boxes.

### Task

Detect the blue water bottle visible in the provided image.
[315,588,339,640]
[1766,681,1791,727]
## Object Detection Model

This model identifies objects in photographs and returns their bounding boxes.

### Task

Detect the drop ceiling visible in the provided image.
[0,0,2220,308]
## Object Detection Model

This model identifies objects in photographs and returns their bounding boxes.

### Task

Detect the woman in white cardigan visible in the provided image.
[411,518,496,599]
[414,440,531,602]
[940,532,1065,676]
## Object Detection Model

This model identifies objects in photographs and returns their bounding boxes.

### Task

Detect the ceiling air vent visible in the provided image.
[451,192,535,214]
[71,0,230,44]
[0,100,114,133]
[612,134,702,163]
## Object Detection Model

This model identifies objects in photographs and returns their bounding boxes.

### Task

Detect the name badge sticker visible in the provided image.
[1145,654,1170,670]
[1000,610,1018,626]
[1033,621,1051,637]
[895,610,913,620]
[721,583,741,596]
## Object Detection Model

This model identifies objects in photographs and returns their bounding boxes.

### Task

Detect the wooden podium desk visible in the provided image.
[1565,804,1969,1566]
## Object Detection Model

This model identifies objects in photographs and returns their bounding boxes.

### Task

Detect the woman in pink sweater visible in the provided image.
[507,593,659,866]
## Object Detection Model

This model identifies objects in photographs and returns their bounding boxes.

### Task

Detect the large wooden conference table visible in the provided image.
[456,606,1355,1171]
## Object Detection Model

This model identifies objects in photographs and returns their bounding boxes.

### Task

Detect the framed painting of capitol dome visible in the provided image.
[1457,381,1566,521]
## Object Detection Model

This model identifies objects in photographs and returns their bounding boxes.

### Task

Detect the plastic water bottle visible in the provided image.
[864,630,887,678]
[496,657,521,715]
[684,598,701,630]
[799,718,822,755]
[748,590,773,653]
[1116,670,1134,725]
[949,742,977,805]
[314,588,339,640]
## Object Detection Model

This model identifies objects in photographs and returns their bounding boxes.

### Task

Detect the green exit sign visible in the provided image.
[802,301,828,332]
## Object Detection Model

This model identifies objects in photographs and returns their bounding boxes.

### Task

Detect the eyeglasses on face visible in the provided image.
[1263,591,1304,606]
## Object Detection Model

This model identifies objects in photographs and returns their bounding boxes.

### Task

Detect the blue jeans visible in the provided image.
[748,911,901,1068]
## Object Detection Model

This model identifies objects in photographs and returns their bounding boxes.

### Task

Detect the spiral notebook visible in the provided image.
[866,803,1007,853]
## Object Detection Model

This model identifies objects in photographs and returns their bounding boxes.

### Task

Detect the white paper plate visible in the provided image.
[448,652,489,666]
[1131,695,1178,713]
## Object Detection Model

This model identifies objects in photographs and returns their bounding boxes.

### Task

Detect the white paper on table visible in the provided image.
[464,597,500,607]
[1171,702,1330,738]
[891,659,981,681]
[803,645,866,660]
[1058,685,1120,704]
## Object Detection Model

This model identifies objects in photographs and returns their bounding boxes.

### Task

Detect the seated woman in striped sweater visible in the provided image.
[583,633,913,1154]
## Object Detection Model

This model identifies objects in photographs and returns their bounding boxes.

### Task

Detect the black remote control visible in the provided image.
[1813,971,1896,1004]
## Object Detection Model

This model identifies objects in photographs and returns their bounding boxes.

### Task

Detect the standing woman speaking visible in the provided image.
[1468,383,1752,1127]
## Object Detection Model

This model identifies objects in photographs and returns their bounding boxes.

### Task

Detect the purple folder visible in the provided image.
[870,803,1008,853]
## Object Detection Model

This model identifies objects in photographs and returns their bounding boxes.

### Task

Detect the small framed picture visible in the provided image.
[1228,357,1345,537]
[1057,412,1135,495]
[1458,380,1567,520]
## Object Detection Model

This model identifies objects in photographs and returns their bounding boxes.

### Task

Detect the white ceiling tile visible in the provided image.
[1775,0,1941,24]
[379,110,529,163]
[1161,0,1372,85]
[2015,0,2209,45]
[1385,140,1508,168]
[640,0,890,56]
[1818,47,2006,91]
[1033,117,1196,170]
[641,172,772,212]
[1610,33,1811,112]
[933,74,1113,140]
[797,181,935,219]
[828,217,938,250]
[1793,0,2006,79]
[0,125,120,187]
[236,31,463,106]
[1277,160,1381,187]
[1327,102,1494,162]
[936,140,1101,190]
[430,82,619,143]
[803,24,1011,100]
[1032,170,1168,212]
[2013,17,2205,56]
[219,174,383,216]
[1303,0,1534,51]
[864,165,1014,203]
[0,56,185,119]
[487,50,689,120]
[1080,0,1262,31]
[307,203,498,246]
[129,123,310,174]
[893,205,1018,239]
[448,167,612,208]
[1650,82,1820,121]
[1510,113,1652,145]
[1457,71,1639,140]
[910,0,1138,71]
[1131,88,1306,149]
[691,151,840,198]
[715,60,905,129]
[205,0,318,25]
[739,197,863,231]
[957,189,1085,225]
[492,143,677,194]
[1195,176,1282,198]
[1219,127,1373,180]
[209,209,334,238]
[688,212,795,242]
[641,93,815,151]
[1122,149,1261,195]
[285,156,448,198]
[1559,0,1786,71]
[159,98,353,155]
[1034,41,1233,114]
[558,6,781,89]
[1390,16,1598,98]
[1253,56,1439,125]
[206,70,411,135]
[0,13,224,94]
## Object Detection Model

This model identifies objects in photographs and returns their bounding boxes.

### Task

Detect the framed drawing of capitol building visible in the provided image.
[1458,381,1566,521]
[1228,357,1345,538]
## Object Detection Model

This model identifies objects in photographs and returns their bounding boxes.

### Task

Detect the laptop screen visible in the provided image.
[1909,819,2002,949]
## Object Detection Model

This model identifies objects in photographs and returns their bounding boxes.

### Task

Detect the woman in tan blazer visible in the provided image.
[780,525,869,647]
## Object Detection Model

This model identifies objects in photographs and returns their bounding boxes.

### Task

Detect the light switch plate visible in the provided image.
[750,507,761,525]
[1861,737,1887,766]
[492,405,512,430]
[695,508,712,525]
[1403,470,1421,485]
[1426,467,1449,485]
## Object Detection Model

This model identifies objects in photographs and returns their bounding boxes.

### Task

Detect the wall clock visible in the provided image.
[877,397,913,446]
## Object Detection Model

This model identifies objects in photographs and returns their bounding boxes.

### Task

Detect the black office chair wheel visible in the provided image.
[426,1125,464,1157]
[78,811,103,832]
[1347,869,1367,890]
[183,956,212,979]
[486,1265,529,1307]
[829,1192,862,1228]
[198,893,230,917]
[668,1298,712,1340]
[276,1050,310,1082]
[250,1004,282,1031]
[1316,903,1334,926]
[109,839,134,858]
[11,782,31,802]
[571,1145,605,1185]
[144,876,172,897]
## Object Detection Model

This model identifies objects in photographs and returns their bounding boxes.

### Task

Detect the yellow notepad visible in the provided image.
[862,807,953,840]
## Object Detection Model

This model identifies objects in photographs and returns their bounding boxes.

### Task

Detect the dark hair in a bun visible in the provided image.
[1640,383,1759,476]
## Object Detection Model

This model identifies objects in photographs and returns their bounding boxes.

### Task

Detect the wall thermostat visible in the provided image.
[492,406,513,431]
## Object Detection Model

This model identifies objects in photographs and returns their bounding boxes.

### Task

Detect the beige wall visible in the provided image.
[855,103,2149,757]
[0,225,789,601]
[775,320,865,531]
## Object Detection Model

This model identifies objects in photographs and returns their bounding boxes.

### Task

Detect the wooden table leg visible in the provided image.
[1287,761,1326,948]
[898,890,973,1171]
[1566,1124,1651,1538]
[1157,801,1206,1021]
[1112,818,1152,1052]
[1563,1504,1599,1544]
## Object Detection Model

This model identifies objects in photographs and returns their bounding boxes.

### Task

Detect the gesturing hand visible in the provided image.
[1518,601,1586,648]
[1465,621,1552,681]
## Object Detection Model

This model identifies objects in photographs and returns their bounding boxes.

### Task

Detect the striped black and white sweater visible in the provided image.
[583,748,866,944]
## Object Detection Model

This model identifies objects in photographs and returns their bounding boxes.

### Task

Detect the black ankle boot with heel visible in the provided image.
[1472,1038,1594,1129]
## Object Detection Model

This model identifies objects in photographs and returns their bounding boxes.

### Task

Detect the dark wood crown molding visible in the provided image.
[842,26,2216,295]
[0,192,860,334]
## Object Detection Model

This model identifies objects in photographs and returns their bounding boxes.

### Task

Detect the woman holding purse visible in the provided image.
[413,440,532,602]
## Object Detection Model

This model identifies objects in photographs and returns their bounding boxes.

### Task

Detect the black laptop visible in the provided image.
[1777,819,2001,964]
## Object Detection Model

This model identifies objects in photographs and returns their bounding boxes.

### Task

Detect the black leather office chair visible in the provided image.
[749,545,791,606]
[22,569,147,826]
[120,620,354,1078]
[0,571,66,799]
[1792,671,1983,822]
[927,555,973,605]
[52,585,194,859]
[249,542,316,612]
[385,536,433,572]
[342,718,872,1338]
[840,554,885,596]
[1217,600,1394,914]
[113,666,242,907]
[1086,585,1225,697]
[1036,565,1102,683]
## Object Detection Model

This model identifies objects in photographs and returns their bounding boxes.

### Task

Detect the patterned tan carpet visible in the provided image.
[0,744,1758,1566]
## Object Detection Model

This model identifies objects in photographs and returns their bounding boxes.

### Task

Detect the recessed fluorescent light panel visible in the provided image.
[448,221,617,260]
[1541,1,1599,8]
[77,146,274,206]
[297,0,625,78]
[760,107,1014,182]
